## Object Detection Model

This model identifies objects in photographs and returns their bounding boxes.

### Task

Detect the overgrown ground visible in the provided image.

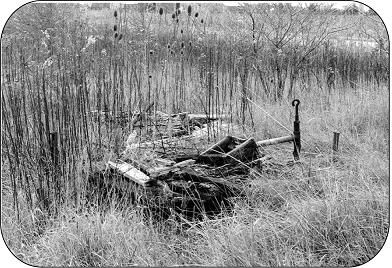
[1,2,389,267]
[2,83,389,266]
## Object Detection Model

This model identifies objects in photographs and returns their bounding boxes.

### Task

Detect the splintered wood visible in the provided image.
[107,161,153,187]
[94,109,264,219]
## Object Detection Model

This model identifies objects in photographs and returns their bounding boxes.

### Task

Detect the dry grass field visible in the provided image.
[1,2,389,266]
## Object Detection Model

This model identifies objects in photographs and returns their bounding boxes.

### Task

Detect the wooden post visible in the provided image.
[332,132,340,162]
[49,132,59,166]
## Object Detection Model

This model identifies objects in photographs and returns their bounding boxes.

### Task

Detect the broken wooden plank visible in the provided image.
[108,161,152,187]
[123,158,151,175]
[148,159,196,178]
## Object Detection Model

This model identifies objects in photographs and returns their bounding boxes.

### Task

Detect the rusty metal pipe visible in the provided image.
[256,135,294,146]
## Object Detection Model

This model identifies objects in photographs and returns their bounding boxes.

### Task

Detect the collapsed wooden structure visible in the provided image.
[88,100,301,220]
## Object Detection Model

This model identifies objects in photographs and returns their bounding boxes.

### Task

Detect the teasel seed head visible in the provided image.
[176,3,180,10]
[181,42,184,48]
[159,7,163,15]
[167,44,171,49]
[114,25,117,32]
[177,9,181,15]
[114,10,118,18]
[172,13,176,19]
[180,50,183,55]
[189,41,192,47]
[195,12,199,18]
[118,34,123,40]
[149,75,152,79]
[176,18,179,23]
[114,32,118,39]
[201,19,204,23]
[149,50,154,55]
[170,50,174,55]
[180,29,183,34]
[188,5,192,15]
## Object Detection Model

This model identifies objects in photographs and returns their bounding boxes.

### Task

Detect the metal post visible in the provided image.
[292,99,301,160]
[332,132,340,162]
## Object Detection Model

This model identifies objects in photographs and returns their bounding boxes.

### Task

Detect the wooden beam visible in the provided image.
[200,135,234,155]
[108,161,152,187]
[226,138,258,162]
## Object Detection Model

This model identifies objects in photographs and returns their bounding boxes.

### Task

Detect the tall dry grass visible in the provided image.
[1,2,389,267]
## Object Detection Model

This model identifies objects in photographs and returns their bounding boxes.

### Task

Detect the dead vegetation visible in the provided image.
[1,2,389,267]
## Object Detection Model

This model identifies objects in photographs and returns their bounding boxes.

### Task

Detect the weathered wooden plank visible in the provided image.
[226,138,258,163]
[148,159,196,178]
[200,135,234,155]
[123,158,151,175]
[108,161,152,187]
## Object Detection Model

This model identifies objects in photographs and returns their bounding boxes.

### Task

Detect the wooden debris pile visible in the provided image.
[88,99,302,220]
[88,110,261,220]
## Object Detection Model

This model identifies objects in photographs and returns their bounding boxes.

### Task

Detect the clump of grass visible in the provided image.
[23,208,200,266]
